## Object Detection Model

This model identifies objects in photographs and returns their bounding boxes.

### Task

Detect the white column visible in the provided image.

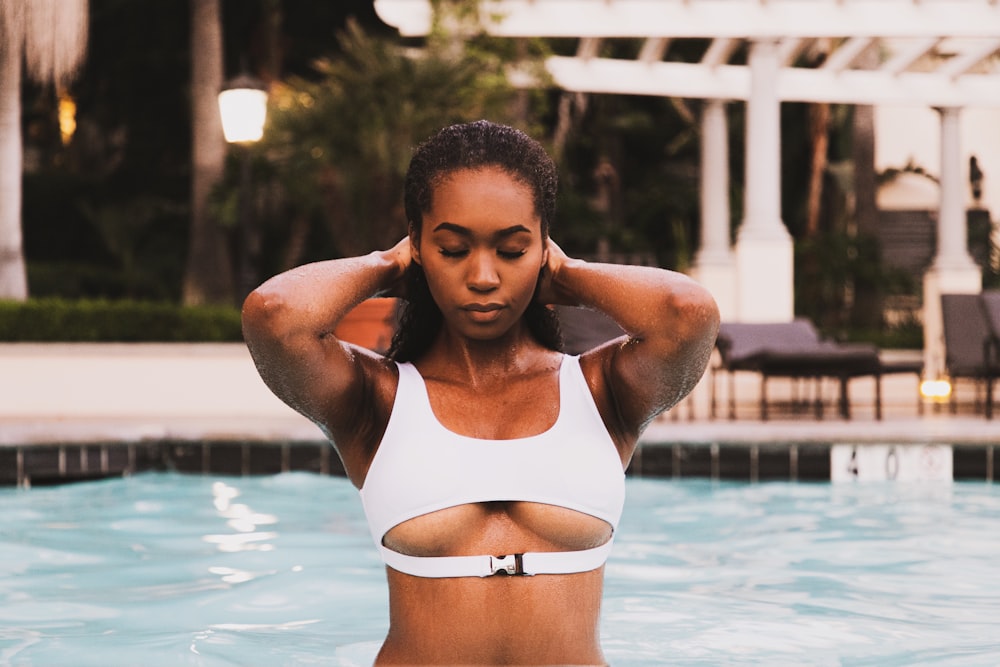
[735,39,794,322]
[933,108,977,272]
[691,99,736,320]
[923,106,981,378]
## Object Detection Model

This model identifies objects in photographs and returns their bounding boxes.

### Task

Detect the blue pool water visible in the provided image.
[2,472,999,666]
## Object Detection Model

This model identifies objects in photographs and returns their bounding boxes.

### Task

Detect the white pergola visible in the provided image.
[375,0,1000,377]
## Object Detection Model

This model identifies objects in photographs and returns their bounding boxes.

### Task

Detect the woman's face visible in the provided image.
[411,167,547,341]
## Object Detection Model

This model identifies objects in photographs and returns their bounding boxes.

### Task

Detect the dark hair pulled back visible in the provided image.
[388,120,562,361]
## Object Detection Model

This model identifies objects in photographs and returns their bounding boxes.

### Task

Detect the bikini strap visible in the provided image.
[377,539,614,578]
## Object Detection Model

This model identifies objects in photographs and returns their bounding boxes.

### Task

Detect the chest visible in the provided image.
[383,501,613,557]
[359,358,627,556]
[424,373,560,440]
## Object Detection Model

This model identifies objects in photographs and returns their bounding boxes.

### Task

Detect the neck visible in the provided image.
[421,324,551,387]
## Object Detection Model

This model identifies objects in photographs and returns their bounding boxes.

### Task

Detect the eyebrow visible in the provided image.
[431,222,534,240]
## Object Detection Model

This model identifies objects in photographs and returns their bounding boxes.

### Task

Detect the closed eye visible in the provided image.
[498,249,527,259]
[439,248,469,258]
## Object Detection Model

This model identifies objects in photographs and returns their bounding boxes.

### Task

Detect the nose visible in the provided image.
[466,249,500,292]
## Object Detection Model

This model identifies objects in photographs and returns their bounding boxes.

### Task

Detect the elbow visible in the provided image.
[666,277,721,340]
[646,278,719,367]
[241,285,293,345]
[693,283,721,340]
[679,283,721,374]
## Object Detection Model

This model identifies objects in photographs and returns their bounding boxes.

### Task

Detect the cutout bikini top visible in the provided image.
[358,354,626,577]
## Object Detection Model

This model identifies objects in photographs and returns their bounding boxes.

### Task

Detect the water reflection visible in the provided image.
[204,481,279,552]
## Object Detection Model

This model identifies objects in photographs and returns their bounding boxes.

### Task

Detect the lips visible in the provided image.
[462,302,505,323]
[463,302,504,312]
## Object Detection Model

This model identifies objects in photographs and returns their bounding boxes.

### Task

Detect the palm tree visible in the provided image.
[183,0,233,305]
[0,0,89,301]
[258,18,517,263]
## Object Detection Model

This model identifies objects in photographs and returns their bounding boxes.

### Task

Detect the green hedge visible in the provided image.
[846,324,924,350]
[0,299,243,342]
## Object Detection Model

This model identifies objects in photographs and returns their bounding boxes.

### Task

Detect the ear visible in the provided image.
[408,224,422,265]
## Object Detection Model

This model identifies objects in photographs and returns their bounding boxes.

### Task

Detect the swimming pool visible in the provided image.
[2,473,999,666]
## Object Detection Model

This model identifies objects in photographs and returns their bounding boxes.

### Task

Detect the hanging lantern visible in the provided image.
[218,72,268,144]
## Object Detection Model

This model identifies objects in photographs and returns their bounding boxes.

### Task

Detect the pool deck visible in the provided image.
[2,343,998,484]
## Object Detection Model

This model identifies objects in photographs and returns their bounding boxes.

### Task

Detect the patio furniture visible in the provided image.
[941,293,1000,416]
[711,319,921,421]
[976,290,1000,418]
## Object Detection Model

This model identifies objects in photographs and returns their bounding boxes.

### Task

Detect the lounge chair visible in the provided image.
[941,293,1000,415]
[975,290,1000,418]
[711,319,921,421]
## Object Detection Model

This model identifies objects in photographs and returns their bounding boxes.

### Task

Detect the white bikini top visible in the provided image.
[358,354,626,578]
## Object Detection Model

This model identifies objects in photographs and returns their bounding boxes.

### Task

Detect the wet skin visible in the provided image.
[377,168,613,664]
[241,164,720,666]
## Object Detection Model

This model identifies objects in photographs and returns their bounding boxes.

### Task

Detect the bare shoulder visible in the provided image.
[318,350,399,463]
[313,345,400,486]
[578,280,719,444]
[577,345,632,448]
[242,294,399,479]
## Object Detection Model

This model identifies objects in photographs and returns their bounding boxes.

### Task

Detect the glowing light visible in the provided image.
[218,74,268,144]
[919,378,952,402]
[58,93,77,145]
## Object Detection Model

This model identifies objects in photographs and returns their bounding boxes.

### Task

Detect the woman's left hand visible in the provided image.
[535,238,577,306]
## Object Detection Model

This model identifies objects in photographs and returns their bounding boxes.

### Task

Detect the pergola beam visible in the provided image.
[576,37,602,59]
[821,37,876,72]
[702,38,738,67]
[638,37,671,64]
[541,56,1000,107]
[379,0,1000,108]
[777,38,812,66]
[882,37,943,75]
[937,38,1000,78]
[375,0,1000,39]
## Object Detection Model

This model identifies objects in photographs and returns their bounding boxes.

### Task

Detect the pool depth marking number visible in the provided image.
[830,444,953,482]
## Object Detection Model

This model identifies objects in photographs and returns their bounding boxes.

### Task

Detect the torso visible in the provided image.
[334,346,628,665]
[377,566,607,665]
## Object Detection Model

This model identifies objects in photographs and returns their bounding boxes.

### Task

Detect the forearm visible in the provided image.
[243,247,404,344]
[551,257,714,345]
[550,256,720,427]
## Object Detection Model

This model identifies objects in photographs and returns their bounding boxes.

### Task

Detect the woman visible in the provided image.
[242,120,719,665]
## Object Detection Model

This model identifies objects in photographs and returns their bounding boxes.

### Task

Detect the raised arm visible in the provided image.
[241,238,410,440]
[540,239,719,442]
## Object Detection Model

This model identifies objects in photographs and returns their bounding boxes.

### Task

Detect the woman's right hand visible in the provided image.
[380,236,413,299]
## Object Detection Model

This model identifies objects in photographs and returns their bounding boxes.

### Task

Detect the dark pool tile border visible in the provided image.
[167,440,344,478]
[627,442,834,482]
[1,440,996,486]
[0,440,344,487]
[0,443,165,487]
[756,445,794,480]
[628,442,998,482]
[953,445,999,481]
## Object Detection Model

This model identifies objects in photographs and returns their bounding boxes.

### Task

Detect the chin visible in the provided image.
[451,320,515,342]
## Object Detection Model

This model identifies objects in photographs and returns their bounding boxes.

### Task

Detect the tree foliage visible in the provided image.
[9,0,919,350]
[236,17,523,269]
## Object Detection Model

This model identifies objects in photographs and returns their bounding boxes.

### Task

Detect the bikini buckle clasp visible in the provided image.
[489,553,525,576]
